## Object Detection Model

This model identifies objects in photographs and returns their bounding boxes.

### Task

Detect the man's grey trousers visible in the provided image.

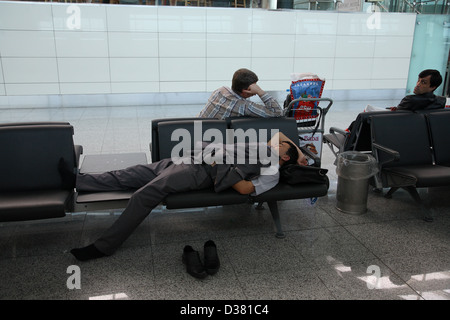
[76,159,213,255]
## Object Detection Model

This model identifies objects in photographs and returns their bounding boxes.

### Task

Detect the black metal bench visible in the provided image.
[152,117,329,238]
[369,110,450,221]
[0,122,81,222]
[1,119,329,238]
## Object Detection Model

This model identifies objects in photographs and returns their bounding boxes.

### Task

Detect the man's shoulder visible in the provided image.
[218,86,244,99]
[398,93,444,110]
[215,86,231,94]
[436,95,447,106]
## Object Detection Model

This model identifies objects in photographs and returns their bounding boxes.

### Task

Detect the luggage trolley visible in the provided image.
[283,75,333,167]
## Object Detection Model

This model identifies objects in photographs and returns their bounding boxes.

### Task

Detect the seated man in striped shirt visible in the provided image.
[198,68,283,119]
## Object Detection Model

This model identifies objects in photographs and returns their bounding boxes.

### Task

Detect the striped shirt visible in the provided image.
[198,86,283,119]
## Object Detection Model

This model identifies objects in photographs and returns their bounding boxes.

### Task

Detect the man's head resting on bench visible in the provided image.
[276,140,299,166]
[268,131,307,167]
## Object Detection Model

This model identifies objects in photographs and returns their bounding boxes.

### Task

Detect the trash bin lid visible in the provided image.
[336,151,378,180]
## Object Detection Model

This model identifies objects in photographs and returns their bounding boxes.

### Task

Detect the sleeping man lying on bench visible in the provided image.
[60,131,307,261]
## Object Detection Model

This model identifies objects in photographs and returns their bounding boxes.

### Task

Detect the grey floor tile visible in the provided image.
[0,215,85,259]
[221,234,310,276]
[0,253,78,299]
[286,226,376,267]
[345,219,450,259]
[238,268,336,300]
[315,258,423,300]
[382,250,450,300]
[40,246,156,300]
[277,199,340,232]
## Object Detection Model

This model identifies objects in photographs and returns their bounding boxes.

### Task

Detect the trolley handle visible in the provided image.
[283,97,333,117]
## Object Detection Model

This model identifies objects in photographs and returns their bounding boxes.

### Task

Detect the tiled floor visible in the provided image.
[1,99,449,301]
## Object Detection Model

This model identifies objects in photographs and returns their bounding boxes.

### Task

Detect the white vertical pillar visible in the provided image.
[268,0,277,9]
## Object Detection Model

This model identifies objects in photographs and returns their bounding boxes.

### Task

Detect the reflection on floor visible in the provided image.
[0,99,449,300]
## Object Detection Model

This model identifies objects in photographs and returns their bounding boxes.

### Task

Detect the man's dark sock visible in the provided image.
[70,244,106,261]
[58,157,76,189]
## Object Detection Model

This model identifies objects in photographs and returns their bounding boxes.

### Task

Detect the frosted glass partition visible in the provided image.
[0,1,418,107]
[406,14,450,96]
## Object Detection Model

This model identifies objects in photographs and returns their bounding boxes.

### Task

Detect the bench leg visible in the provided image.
[385,186,433,222]
[403,186,433,222]
[255,202,264,210]
[384,187,399,199]
[267,201,285,239]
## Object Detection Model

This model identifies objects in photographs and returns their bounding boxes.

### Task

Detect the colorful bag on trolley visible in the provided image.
[286,73,325,123]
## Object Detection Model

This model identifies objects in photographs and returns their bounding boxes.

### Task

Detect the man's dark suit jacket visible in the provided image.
[397,92,446,111]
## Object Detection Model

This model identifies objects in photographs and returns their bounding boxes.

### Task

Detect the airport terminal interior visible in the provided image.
[1,98,450,300]
[0,0,450,301]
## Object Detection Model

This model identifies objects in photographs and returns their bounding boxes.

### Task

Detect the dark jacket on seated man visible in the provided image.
[397,92,446,111]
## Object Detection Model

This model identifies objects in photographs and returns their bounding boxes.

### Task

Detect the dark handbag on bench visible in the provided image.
[279,164,328,185]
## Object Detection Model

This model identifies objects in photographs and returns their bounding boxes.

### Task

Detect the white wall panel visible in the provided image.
[159,58,206,81]
[0,2,53,30]
[252,10,296,35]
[158,7,206,33]
[110,58,159,82]
[0,62,5,95]
[2,58,58,83]
[60,82,111,95]
[5,83,60,95]
[252,34,294,58]
[372,58,411,79]
[374,36,414,58]
[159,33,206,57]
[296,11,338,35]
[111,82,159,94]
[206,34,252,58]
[160,81,206,93]
[206,57,252,81]
[252,58,294,80]
[258,80,291,92]
[0,31,56,57]
[107,5,158,32]
[55,31,108,57]
[206,80,228,92]
[334,58,373,80]
[52,3,107,31]
[376,13,417,37]
[58,58,110,83]
[0,2,418,99]
[371,78,408,89]
[295,34,336,58]
[337,13,377,36]
[333,79,371,90]
[293,58,335,80]
[206,8,252,33]
[108,32,159,57]
[335,35,375,58]
[322,79,334,91]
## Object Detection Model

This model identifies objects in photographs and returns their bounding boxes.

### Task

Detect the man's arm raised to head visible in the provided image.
[268,132,308,166]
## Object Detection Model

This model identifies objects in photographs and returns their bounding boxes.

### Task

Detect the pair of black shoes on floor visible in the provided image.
[182,240,220,279]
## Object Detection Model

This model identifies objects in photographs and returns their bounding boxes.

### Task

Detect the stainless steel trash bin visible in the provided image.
[336,151,378,214]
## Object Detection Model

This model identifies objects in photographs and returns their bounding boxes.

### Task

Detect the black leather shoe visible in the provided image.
[204,240,220,275]
[182,245,207,279]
